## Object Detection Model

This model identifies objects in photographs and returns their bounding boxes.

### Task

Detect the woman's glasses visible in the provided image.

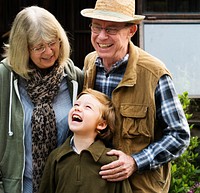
[30,39,61,54]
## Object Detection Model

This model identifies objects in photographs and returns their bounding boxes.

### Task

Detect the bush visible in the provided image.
[169,92,200,193]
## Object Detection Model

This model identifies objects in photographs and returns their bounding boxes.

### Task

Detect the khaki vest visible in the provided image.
[83,42,172,192]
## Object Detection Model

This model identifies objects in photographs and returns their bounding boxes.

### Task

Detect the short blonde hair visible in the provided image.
[3,6,71,79]
[77,88,116,143]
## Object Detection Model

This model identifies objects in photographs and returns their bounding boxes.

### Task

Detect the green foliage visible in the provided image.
[179,92,193,120]
[169,92,200,193]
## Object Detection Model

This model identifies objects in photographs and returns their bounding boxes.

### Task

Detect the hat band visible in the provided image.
[91,10,136,21]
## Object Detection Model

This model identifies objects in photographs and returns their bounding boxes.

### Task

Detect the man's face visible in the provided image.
[90,19,137,65]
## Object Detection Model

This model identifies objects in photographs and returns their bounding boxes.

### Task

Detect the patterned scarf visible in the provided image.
[26,63,64,193]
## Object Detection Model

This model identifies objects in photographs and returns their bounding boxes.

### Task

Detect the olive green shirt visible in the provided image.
[39,137,132,193]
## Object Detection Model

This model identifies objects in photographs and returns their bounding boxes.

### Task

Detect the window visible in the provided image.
[143,0,200,14]
[140,20,200,97]
[137,0,200,124]
[137,0,200,97]
[137,0,200,20]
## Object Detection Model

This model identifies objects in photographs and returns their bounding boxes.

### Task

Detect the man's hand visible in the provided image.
[99,149,137,181]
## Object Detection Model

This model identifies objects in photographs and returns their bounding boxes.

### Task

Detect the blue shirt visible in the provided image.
[19,73,72,192]
[94,55,190,172]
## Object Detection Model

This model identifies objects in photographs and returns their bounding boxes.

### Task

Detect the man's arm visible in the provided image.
[133,75,190,171]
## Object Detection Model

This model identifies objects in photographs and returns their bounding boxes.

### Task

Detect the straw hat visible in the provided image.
[81,0,145,24]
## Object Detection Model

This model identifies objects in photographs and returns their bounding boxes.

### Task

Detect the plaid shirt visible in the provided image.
[94,55,190,171]
[94,54,128,98]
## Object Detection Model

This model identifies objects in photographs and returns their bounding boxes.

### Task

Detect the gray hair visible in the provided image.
[3,6,71,78]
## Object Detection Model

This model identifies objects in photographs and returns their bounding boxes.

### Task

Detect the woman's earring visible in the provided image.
[96,130,101,134]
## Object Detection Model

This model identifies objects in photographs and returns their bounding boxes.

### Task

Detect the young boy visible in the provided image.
[39,88,132,193]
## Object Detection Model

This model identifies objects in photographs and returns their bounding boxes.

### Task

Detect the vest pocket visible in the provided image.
[120,104,151,138]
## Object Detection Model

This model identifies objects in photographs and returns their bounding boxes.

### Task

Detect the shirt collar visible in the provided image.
[68,137,109,162]
[95,54,129,72]
[55,137,117,164]
[70,135,78,153]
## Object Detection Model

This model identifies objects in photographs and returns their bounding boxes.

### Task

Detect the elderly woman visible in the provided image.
[0,6,83,193]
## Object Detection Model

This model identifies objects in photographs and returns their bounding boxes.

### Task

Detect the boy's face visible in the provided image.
[68,94,106,138]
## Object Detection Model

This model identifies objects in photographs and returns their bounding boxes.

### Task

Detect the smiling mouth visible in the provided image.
[72,114,82,122]
[42,56,53,60]
[98,43,112,48]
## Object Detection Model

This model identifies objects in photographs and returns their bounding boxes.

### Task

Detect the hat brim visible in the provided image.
[81,9,145,24]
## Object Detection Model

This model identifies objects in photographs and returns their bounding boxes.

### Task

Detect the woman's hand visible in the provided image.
[99,149,138,181]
